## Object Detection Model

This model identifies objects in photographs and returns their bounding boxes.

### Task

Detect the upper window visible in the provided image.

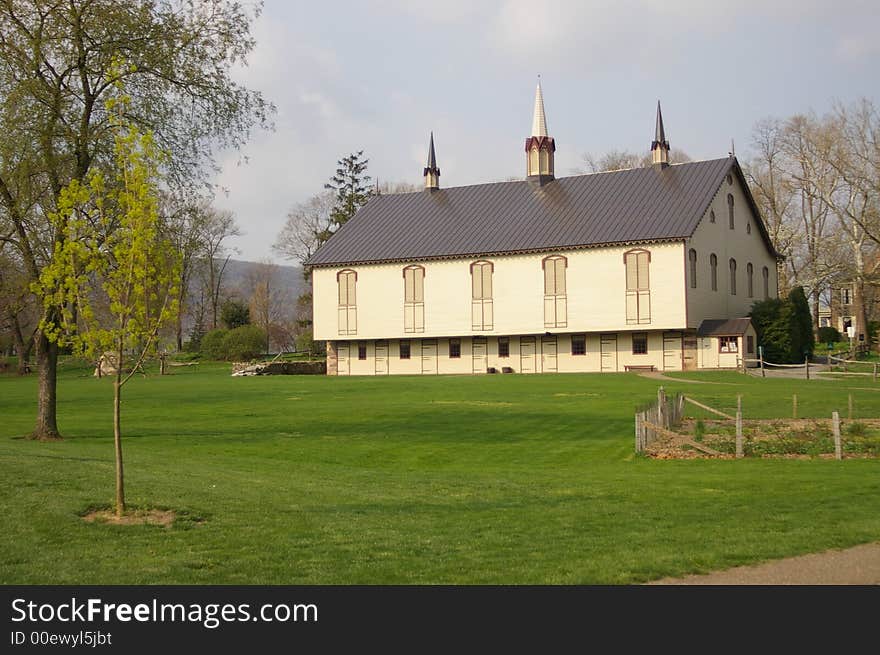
[471,260,494,331]
[746,262,754,298]
[727,174,733,186]
[762,266,770,299]
[337,269,357,335]
[746,223,751,235]
[729,258,737,295]
[710,254,718,292]
[842,288,851,304]
[710,210,716,224]
[543,255,568,328]
[727,194,735,230]
[571,334,586,356]
[403,265,425,333]
[625,250,651,324]
[688,249,697,289]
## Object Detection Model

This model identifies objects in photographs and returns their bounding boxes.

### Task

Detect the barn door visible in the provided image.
[421,339,438,374]
[682,334,698,371]
[472,337,487,374]
[375,340,388,375]
[337,342,350,376]
[541,335,557,373]
[600,334,618,372]
[520,337,536,373]
[663,331,682,371]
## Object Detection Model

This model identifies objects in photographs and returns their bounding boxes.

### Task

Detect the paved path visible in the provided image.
[648,542,880,585]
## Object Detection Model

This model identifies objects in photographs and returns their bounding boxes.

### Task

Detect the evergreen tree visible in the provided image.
[749,286,814,363]
[324,151,373,232]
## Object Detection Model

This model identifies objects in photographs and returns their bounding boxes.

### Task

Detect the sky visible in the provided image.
[213,0,880,263]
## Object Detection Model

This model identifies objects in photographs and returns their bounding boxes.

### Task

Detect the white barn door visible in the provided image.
[600,334,618,372]
[337,342,350,376]
[541,335,557,373]
[421,339,438,374]
[520,337,536,373]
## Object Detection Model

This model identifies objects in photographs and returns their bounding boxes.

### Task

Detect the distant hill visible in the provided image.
[222,259,307,303]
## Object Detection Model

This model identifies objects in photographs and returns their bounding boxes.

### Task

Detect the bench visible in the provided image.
[624,364,655,372]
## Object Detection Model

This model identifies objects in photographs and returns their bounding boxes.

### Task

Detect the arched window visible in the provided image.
[624,249,651,324]
[542,255,567,328]
[729,258,737,295]
[403,265,425,333]
[710,254,718,292]
[727,194,735,230]
[688,249,697,289]
[337,269,357,335]
[471,260,494,330]
[746,263,754,298]
[762,266,770,299]
[710,210,716,224]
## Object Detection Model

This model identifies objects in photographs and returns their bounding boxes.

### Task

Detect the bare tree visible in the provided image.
[244,260,285,354]
[580,148,691,174]
[196,206,240,330]
[273,192,335,267]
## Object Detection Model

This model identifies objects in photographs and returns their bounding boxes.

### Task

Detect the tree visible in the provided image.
[273,192,335,265]
[581,148,691,173]
[324,151,374,230]
[0,0,271,440]
[0,250,37,374]
[220,299,250,329]
[245,260,284,354]
[196,206,241,330]
[749,287,814,364]
[35,107,179,515]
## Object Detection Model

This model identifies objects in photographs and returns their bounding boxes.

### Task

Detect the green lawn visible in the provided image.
[1,363,878,584]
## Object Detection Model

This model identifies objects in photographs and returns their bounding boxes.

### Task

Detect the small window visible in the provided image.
[762,266,770,299]
[719,336,738,353]
[688,249,697,289]
[358,342,367,360]
[632,333,648,355]
[399,340,411,360]
[746,335,754,355]
[449,339,461,359]
[498,337,510,358]
[727,174,733,186]
[729,258,737,295]
[710,254,718,291]
[842,288,851,305]
[709,210,716,224]
[572,334,586,356]
[746,262,754,298]
[727,194,735,230]
[746,223,751,235]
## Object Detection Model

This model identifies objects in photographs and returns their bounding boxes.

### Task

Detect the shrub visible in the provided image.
[846,421,867,437]
[223,325,266,361]
[221,299,250,329]
[693,419,705,442]
[817,326,841,345]
[200,329,228,360]
[749,286,814,363]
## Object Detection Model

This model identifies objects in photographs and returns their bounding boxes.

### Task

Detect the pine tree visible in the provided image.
[324,151,373,232]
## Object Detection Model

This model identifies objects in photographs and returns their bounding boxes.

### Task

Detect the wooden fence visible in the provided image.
[634,387,684,453]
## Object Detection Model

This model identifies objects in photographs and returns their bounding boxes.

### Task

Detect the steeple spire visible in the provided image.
[532,79,548,137]
[525,77,555,185]
[651,100,670,168]
[423,131,440,191]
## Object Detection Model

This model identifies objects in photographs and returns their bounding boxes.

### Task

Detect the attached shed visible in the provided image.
[696,318,756,369]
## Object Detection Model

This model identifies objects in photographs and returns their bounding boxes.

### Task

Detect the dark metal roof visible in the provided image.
[697,318,753,337]
[307,156,776,267]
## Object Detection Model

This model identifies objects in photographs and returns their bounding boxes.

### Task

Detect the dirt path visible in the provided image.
[637,371,717,384]
[648,541,880,585]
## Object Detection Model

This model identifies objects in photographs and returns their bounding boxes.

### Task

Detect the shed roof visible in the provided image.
[697,318,753,337]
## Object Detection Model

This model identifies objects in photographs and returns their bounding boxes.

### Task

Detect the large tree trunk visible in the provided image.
[30,330,61,440]
[811,288,821,336]
[852,277,869,354]
[114,363,125,517]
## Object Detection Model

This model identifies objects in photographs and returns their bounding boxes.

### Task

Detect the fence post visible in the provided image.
[873,363,877,382]
[805,355,810,380]
[657,386,667,429]
[635,411,642,453]
[792,394,797,419]
[848,394,853,420]
[735,395,743,459]
[832,411,842,461]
